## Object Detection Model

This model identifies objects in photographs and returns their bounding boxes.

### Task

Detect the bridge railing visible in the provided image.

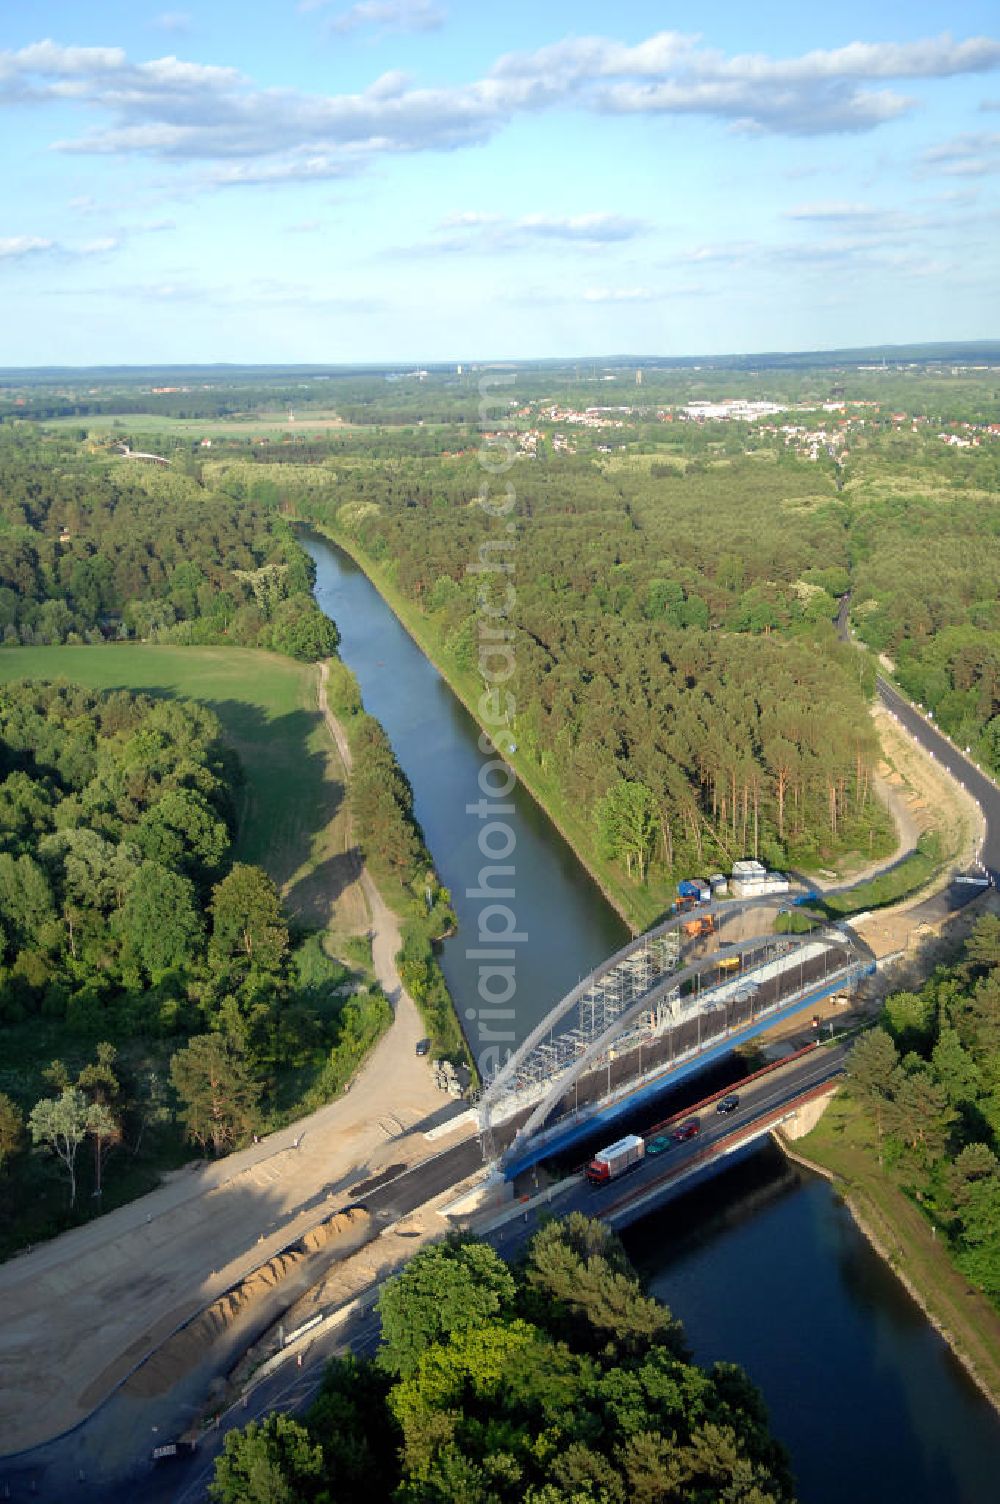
[483,928,869,1151]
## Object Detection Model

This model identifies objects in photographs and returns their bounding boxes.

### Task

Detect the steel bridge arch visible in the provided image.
[482,895,780,1108]
[510,929,862,1144]
[478,898,871,1153]
[481,895,803,1109]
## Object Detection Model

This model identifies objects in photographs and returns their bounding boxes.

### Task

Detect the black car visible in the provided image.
[415,1038,431,1056]
[716,1094,740,1115]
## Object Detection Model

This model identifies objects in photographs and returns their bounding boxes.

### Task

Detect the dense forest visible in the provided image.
[845,436,1000,765]
[0,679,394,1253]
[160,366,995,906]
[0,416,472,1253]
[210,1215,794,1504]
[269,450,895,892]
[0,428,337,661]
[847,914,1000,1302]
[6,365,996,917]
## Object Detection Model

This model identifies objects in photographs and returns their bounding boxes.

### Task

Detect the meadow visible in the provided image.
[0,644,342,920]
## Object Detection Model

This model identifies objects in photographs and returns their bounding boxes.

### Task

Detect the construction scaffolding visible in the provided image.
[479,929,681,1124]
[478,916,871,1149]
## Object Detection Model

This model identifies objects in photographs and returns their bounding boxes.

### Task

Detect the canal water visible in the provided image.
[304,529,629,1052]
[305,529,1000,1503]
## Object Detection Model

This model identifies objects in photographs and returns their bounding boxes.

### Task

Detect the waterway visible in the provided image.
[305,528,1000,1503]
[305,529,629,1054]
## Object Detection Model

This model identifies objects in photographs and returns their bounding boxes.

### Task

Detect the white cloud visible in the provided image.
[515,213,646,242]
[783,201,888,220]
[921,130,1000,175]
[657,230,953,279]
[439,210,502,229]
[595,79,912,136]
[325,1,446,34]
[508,279,706,308]
[74,236,120,256]
[419,210,647,253]
[581,285,656,302]
[492,30,1000,134]
[205,155,362,186]
[439,213,643,245]
[152,12,193,34]
[0,26,996,190]
[669,241,757,266]
[0,236,54,260]
[0,234,122,262]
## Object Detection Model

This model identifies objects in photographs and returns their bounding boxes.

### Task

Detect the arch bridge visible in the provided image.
[478,896,874,1172]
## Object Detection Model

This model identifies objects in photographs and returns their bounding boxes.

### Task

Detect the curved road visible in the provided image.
[876,675,999,880]
[838,591,998,893]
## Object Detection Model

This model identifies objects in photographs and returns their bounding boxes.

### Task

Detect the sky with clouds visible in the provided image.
[2,1,999,364]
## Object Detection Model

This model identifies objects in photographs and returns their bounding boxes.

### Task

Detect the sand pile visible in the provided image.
[122,1208,370,1397]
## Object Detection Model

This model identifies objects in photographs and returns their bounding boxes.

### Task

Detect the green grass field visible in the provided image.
[40,410,363,439]
[0,645,341,916]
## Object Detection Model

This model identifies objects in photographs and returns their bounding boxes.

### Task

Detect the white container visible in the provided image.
[585,1133,645,1183]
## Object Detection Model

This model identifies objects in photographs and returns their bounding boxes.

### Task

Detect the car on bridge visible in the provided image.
[644,1134,674,1155]
[673,1118,701,1142]
[716,1095,740,1115]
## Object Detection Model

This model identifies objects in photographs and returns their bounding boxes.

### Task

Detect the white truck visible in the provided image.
[585,1133,645,1185]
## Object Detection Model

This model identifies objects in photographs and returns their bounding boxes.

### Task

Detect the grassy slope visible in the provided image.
[0,644,341,917]
[794,1091,1000,1408]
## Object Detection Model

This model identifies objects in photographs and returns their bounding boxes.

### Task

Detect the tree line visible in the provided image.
[322,660,464,1063]
[210,1215,795,1504]
[0,427,337,662]
[263,450,892,891]
[844,430,1000,773]
[848,914,1000,1301]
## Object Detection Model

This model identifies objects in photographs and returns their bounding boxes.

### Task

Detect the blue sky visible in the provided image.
[2,1,999,364]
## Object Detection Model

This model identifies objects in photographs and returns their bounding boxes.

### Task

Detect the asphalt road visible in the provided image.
[838,590,999,888]
[876,675,1000,882]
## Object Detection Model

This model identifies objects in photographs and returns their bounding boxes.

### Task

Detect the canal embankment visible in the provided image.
[780,1093,1000,1414]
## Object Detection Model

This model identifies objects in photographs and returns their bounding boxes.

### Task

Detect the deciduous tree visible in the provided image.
[0,1092,23,1172]
[28,1087,114,1207]
[210,864,288,977]
[209,1414,324,1504]
[377,1239,516,1378]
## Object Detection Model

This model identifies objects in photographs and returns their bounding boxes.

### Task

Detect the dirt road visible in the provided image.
[0,665,464,1455]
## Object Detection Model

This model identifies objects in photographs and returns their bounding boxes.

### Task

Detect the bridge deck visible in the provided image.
[498,950,871,1177]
